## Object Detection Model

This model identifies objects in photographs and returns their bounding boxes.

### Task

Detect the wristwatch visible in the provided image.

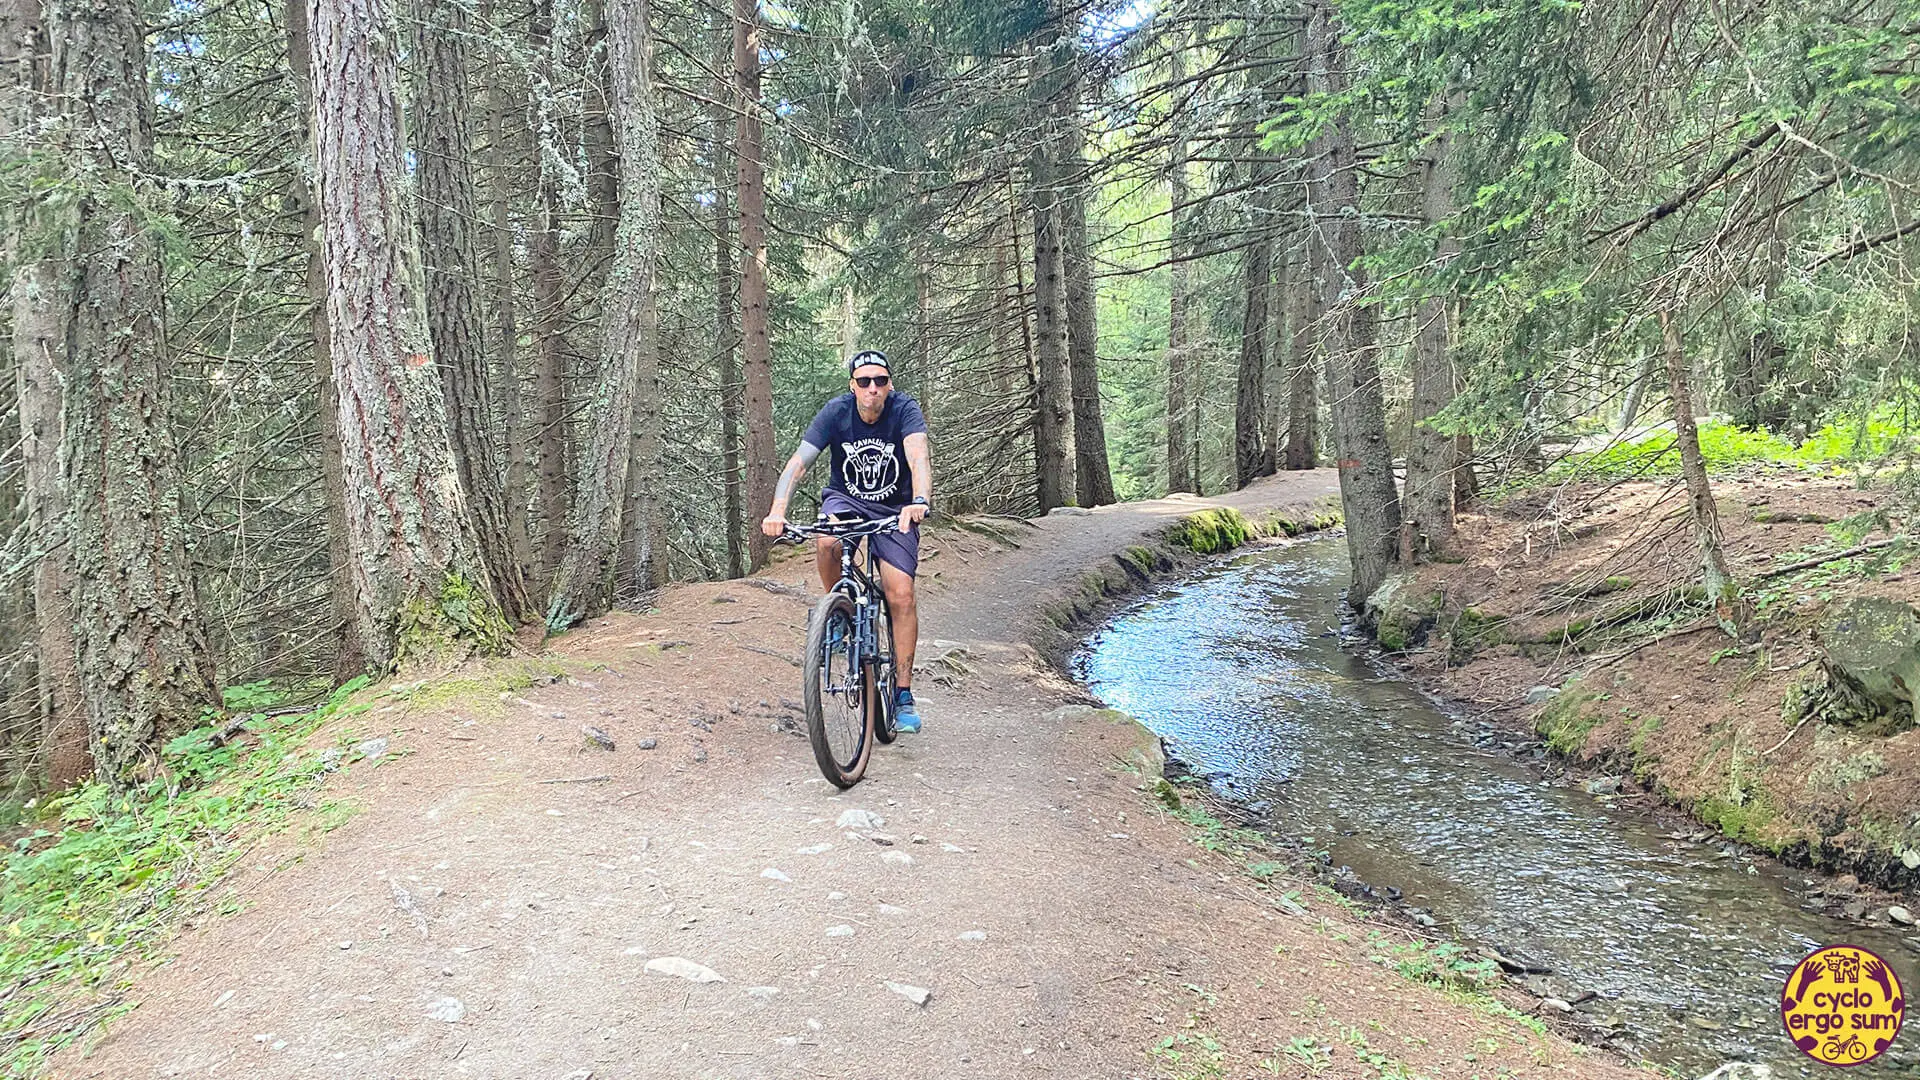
[911,496,930,511]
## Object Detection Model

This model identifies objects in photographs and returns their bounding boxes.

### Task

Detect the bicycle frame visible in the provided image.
[777,513,902,784]
[784,516,897,694]
[822,526,892,684]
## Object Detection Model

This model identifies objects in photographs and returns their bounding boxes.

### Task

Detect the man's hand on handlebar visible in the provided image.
[896,503,928,534]
[760,513,786,538]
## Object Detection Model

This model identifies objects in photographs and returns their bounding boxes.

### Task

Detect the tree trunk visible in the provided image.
[1061,97,1114,507]
[308,0,510,666]
[549,0,661,624]
[1284,231,1319,470]
[581,0,618,288]
[1029,122,1073,511]
[915,269,935,429]
[1402,119,1459,556]
[5,0,88,784]
[989,221,1018,397]
[1453,432,1479,506]
[1617,348,1653,431]
[1262,238,1287,476]
[711,14,744,579]
[1307,1,1400,605]
[736,0,776,570]
[412,0,530,621]
[1234,232,1272,490]
[1661,310,1745,638]
[485,6,535,586]
[531,0,570,589]
[1164,48,1193,496]
[609,0,665,604]
[49,0,220,786]
[284,0,372,680]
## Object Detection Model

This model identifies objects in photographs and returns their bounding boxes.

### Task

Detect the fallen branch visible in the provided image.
[740,643,801,666]
[537,774,611,785]
[1763,714,1815,756]
[1585,619,1718,669]
[1754,537,1902,580]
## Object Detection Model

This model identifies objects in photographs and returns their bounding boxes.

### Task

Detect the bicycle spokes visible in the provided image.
[819,613,866,769]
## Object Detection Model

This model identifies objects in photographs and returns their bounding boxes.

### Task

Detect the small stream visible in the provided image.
[1076,538,1919,1078]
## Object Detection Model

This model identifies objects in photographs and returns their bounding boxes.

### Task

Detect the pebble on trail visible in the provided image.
[644,956,725,983]
[884,981,933,1006]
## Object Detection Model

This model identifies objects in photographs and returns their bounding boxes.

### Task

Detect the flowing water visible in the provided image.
[1077,538,1919,1078]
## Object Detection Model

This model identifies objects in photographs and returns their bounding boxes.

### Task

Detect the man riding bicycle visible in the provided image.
[761,349,933,732]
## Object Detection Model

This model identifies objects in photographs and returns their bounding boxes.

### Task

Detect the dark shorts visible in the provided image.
[821,490,920,578]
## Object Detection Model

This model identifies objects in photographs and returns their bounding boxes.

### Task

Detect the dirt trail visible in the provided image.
[55,471,1646,1080]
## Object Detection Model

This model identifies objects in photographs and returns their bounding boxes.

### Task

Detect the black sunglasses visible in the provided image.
[853,375,890,388]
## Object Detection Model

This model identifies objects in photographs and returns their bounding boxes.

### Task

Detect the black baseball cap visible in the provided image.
[847,349,889,374]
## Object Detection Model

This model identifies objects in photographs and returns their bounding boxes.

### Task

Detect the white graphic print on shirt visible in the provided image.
[841,438,902,501]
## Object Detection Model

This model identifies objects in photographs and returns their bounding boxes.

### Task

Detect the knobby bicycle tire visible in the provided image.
[871,593,897,745]
[802,591,873,787]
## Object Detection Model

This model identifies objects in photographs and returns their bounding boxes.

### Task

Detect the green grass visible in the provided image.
[0,676,374,1074]
[1532,416,1913,486]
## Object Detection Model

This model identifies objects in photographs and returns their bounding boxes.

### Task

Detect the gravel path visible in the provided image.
[54,471,1647,1080]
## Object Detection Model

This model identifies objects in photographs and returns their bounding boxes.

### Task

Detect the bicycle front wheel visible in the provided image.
[802,592,873,788]
[871,594,897,745]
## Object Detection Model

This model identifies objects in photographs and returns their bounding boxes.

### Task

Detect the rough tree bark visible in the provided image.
[1402,118,1460,556]
[484,4,535,585]
[581,0,618,286]
[736,0,777,569]
[1060,87,1115,507]
[284,0,373,679]
[1284,231,1319,470]
[531,0,571,589]
[5,0,88,783]
[308,0,510,666]
[1262,238,1286,475]
[1661,310,1746,638]
[1028,99,1074,512]
[610,6,665,602]
[49,0,220,786]
[1235,217,1272,489]
[549,0,662,624]
[989,221,1019,397]
[412,0,531,620]
[1164,48,1194,496]
[1306,1,1400,605]
[710,15,744,579]
[915,269,935,429]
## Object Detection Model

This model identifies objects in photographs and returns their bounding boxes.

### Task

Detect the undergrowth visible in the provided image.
[0,676,374,1075]
[1528,417,1913,487]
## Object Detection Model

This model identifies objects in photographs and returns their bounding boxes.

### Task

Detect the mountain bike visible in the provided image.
[775,515,900,787]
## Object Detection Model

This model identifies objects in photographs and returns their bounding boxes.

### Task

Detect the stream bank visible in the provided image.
[1367,472,1920,908]
[1078,537,1918,1078]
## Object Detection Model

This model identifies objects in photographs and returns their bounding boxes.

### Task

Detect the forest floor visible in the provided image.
[46,469,1646,1080]
[1390,466,1920,926]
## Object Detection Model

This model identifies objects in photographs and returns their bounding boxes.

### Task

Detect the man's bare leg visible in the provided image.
[815,537,842,592]
[878,559,917,690]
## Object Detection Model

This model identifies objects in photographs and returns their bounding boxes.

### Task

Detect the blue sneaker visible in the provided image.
[893,689,921,734]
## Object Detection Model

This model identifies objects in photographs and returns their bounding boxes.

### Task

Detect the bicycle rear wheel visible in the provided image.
[802,592,873,787]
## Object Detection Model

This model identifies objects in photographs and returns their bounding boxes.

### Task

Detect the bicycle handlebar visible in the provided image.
[774,515,903,545]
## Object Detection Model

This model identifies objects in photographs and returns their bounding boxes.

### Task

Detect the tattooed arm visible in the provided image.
[761,442,822,536]
[898,432,933,532]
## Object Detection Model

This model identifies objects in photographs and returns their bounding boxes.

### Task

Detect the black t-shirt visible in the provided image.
[800,392,928,508]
